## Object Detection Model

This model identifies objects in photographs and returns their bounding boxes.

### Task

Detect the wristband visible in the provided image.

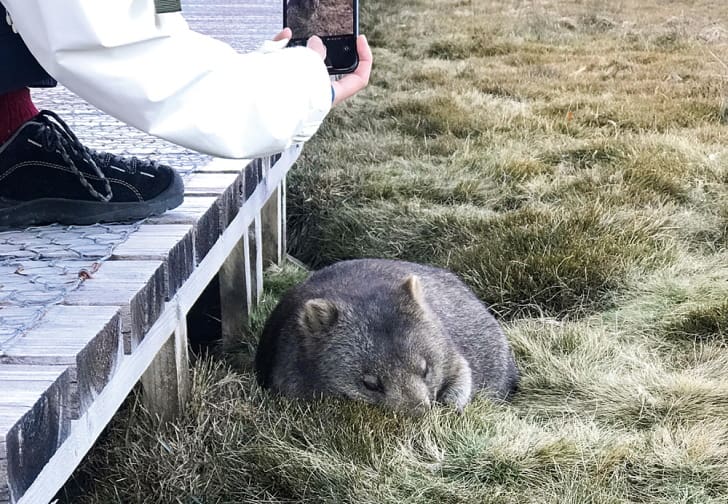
[331,85,336,104]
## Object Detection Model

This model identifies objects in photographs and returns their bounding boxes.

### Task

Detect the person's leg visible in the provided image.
[0,5,184,230]
[0,88,38,143]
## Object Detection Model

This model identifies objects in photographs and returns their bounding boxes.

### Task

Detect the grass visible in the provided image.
[57,0,728,502]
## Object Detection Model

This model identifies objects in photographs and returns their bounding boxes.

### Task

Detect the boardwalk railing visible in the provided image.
[0,1,305,501]
[0,146,299,504]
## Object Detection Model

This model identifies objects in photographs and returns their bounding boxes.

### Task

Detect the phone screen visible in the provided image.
[285,0,356,40]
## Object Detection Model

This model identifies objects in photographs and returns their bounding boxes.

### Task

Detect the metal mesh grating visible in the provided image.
[0,223,140,354]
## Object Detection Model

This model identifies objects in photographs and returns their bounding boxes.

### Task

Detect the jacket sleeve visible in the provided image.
[2,0,332,159]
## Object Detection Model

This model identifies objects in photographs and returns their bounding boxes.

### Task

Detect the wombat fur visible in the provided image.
[255,259,519,414]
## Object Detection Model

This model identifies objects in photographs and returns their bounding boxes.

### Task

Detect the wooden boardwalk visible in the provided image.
[0,1,294,502]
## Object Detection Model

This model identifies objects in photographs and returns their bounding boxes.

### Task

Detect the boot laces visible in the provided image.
[34,110,113,202]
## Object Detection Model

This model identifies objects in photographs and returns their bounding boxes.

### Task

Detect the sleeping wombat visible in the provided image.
[254,259,519,414]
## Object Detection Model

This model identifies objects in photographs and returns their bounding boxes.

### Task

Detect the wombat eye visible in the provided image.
[362,374,384,393]
[420,360,429,378]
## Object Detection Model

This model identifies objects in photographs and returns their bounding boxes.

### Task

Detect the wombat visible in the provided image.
[254,259,519,414]
[286,0,320,12]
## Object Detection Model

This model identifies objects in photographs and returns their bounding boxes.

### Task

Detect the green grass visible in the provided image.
[58,0,728,502]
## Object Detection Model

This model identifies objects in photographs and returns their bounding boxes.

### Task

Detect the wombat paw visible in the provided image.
[439,388,470,413]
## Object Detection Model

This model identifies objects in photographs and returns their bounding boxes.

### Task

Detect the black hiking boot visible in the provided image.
[0,110,184,230]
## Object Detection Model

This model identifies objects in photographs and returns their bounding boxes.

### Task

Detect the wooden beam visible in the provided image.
[140,304,189,420]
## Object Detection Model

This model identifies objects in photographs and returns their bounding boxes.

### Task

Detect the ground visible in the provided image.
[58,0,728,502]
[287,0,353,39]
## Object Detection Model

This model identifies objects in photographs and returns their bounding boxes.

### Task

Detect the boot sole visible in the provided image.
[0,173,184,231]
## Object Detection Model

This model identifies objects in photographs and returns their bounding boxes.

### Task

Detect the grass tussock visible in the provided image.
[59,0,728,502]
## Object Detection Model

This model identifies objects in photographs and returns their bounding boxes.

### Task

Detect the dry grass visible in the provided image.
[58,0,728,502]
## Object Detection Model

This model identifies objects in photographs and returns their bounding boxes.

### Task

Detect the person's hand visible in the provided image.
[273,28,293,42]
[331,35,372,106]
[307,35,372,106]
[306,35,327,59]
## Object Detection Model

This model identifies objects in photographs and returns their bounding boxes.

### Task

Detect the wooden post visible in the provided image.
[254,213,264,301]
[219,236,250,349]
[244,225,255,308]
[281,174,287,257]
[140,305,189,421]
[261,183,283,267]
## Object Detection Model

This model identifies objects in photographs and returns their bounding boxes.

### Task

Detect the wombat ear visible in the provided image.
[400,275,426,307]
[299,298,339,334]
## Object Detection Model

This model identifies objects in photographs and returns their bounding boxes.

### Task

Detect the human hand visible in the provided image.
[306,35,327,59]
[306,35,372,106]
[273,28,293,42]
[331,35,372,106]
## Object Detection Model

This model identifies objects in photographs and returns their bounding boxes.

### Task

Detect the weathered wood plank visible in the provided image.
[149,197,226,272]
[146,196,219,225]
[244,158,263,200]
[0,306,122,420]
[181,171,247,261]
[193,158,246,173]
[184,172,242,198]
[111,224,194,298]
[62,260,166,354]
[0,365,70,504]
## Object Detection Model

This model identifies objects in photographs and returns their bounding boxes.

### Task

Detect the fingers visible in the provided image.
[353,34,372,87]
[273,27,292,41]
[306,35,327,60]
[332,35,372,106]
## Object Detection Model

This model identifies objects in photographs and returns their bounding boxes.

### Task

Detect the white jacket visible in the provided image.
[3,0,332,159]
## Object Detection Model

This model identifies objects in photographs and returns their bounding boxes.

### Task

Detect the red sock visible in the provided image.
[0,88,39,144]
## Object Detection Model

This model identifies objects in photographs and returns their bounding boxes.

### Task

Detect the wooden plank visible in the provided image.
[217,170,245,236]
[62,260,167,354]
[15,145,302,504]
[182,170,248,261]
[146,196,219,225]
[193,157,247,173]
[111,224,194,298]
[244,158,263,200]
[0,306,122,420]
[183,172,241,198]
[0,365,70,504]
[150,171,246,264]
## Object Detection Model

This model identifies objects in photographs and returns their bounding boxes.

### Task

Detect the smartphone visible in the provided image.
[283,0,359,75]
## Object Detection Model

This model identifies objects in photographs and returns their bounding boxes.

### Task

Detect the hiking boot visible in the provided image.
[0,110,184,230]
